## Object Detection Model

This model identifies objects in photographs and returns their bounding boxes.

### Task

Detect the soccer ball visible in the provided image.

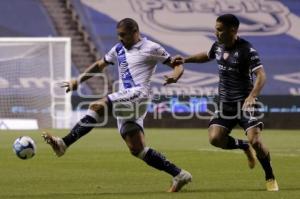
[13,136,36,160]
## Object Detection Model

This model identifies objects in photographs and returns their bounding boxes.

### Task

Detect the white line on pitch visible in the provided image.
[197,148,300,157]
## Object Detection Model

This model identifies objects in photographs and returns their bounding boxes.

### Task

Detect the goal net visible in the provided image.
[0,38,71,129]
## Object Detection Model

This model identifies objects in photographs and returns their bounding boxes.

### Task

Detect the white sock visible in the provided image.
[86,109,101,123]
[137,147,150,160]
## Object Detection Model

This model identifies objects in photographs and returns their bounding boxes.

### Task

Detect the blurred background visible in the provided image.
[0,0,299,130]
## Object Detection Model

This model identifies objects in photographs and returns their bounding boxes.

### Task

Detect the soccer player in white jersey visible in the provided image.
[42,18,191,192]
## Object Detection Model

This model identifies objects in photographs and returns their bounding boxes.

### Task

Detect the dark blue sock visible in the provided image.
[62,115,96,147]
[226,136,249,150]
[257,152,275,180]
[143,148,181,177]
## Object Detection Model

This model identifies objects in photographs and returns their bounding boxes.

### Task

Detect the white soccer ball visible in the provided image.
[13,136,36,160]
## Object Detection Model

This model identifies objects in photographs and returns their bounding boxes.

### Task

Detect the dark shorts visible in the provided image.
[209,101,263,133]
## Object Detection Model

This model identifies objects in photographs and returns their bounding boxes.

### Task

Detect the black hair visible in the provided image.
[216,14,240,29]
[117,18,139,32]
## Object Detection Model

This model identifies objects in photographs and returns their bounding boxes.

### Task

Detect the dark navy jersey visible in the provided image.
[208,37,263,102]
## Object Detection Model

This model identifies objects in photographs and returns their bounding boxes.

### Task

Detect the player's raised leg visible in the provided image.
[42,97,110,156]
[208,124,256,169]
[121,122,192,192]
[247,127,278,191]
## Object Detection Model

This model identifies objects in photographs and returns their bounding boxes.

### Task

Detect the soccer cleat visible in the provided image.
[167,169,192,192]
[266,179,279,191]
[243,146,256,169]
[42,132,67,157]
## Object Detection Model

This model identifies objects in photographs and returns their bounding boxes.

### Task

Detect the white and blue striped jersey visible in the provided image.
[105,38,170,132]
[104,37,170,90]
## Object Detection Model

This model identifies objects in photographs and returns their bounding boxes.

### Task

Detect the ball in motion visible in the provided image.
[13,136,36,160]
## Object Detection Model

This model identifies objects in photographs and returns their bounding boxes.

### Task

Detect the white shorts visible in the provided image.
[107,86,151,132]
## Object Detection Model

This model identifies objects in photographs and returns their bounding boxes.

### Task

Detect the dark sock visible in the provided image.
[62,115,97,147]
[257,152,275,180]
[143,148,181,177]
[226,136,249,150]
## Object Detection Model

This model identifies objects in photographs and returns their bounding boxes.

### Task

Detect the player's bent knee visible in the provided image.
[249,138,261,149]
[208,136,216,145]
[209,136,222,147]
[208,133,224,148]
[130,149,140,157]
[89,100,108,115]
[120,122,143,139]
[208,125,228,148]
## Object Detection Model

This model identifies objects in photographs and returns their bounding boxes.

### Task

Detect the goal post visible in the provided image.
[0,37,72,129]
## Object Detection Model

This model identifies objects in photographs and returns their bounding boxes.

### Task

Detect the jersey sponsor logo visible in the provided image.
[155,46,168,57]
[113,91,142,102]
[218,64,239,72]
[130,0,290,36]
[234,52,239,58]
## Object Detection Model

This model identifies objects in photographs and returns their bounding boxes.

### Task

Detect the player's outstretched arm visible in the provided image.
[185,52,211,63]
[163,59,184,86]
[172,52,210,65]
[61,59,108,93]
[243,67,266,109]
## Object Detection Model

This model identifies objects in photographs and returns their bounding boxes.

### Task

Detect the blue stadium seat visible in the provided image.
[0,0,57,36]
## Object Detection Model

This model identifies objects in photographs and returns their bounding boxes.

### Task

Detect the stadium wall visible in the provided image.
[71,96,300,129]
[69,0,300,129]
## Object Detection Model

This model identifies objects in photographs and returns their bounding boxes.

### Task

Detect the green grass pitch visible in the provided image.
[0,128,299,199]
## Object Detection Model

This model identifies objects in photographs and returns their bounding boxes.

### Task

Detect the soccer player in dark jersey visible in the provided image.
[172,14,278,191]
